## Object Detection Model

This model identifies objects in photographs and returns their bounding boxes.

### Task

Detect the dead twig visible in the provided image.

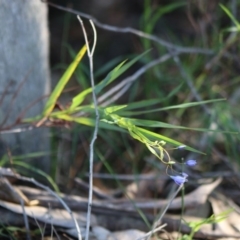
[98,53,173,106]
[136,223,167,240]
[77,15,98,240]
[42,0,213,55]
[0,125,35,134]
[146,184,183,240]
[14,174,82,240]
[0,69,32,129]
[0,80,15,108]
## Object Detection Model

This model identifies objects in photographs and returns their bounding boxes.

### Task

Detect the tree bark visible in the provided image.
[0,0,51,173]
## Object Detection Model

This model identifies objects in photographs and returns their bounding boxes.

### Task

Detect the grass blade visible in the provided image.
[137,127,204,154]
[126,118,237,134]
[120,99,226,116]
[70,49,151,109]
[43,45,87,116]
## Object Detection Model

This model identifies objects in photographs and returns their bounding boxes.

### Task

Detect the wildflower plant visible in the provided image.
[24,41,226,185]
[23,16,229,186]
[3,3,240,240]
[102,105,202,183]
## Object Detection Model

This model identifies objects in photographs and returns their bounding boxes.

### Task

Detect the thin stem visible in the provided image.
[77,15,99,240]
[136,223,167,240]
[43,1,214,55]
[98,53,172,106]
[14,175,82,240]
[20,198,31,240]
[146,183,183,240]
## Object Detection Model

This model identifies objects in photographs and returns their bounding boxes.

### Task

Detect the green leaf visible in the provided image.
[43,45,87,116]
[221,26,240,33]
[12,161,59,193]
[6,227,26,232]
[126,118,238,134]
[149,98,226,111]
[55,114,126,132]
[70,61,126,109]
[137,127,204,154]
[49,105,95,117]
[148,2,186,32]
[120,99,226,116]
[69,49,151,109]
[68,88,93,110]
[95,56,125,77]
[104,105,127,114]
[220,4,240,30]
[167,82,184,98]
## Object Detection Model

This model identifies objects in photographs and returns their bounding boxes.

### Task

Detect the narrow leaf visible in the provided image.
[127,118,238,134]
[137,127,204,154]
[220,4,240,30]
[104,105,127,114]
[55,115,125,132]
[70,61,126,109]
[95,49,151,95]
[70,49,151,109]
[43,45,87,116]
[120,99,226,116]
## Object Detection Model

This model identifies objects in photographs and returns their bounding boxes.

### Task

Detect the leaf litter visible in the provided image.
[1,167,240,239]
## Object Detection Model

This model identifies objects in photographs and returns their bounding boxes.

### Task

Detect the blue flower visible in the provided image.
[182,172,188,178]
[185,160,197,166]
[170,173,188,185]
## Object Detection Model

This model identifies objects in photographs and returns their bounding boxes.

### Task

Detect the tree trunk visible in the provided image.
[0,0,51,173]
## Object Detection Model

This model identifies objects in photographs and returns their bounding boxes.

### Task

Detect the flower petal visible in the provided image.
[186,160,197,166]
[170,174,188,185]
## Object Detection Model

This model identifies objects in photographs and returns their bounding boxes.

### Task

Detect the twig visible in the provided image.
[0,125,35,134]
[74,178,114,200]
[0,80,15,107]
[135,223,167,240]
[32,214,46,239]
[52,225,61,240]
[0,69,32,128]
[77,15,98,240]
[98,53,173,106]
[15,94,49,123]
[146,184,183,240]
[20,198,31,240]
[85,172,168,180]
[15,175,82,240]
[85,171,236,180]
[42,0,214,55]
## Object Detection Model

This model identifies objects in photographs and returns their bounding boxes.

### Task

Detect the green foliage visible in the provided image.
[141,0,186,49]
[0,225,41,240]
[220,4,240,33]
[0,153,59,193]
[25,9,239,172]
[43,45,87,116]
[2,2,240,238]
[22,1,239,183]
[102,105,204,156]
[180,210,232,240]
[28,46,228,168]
